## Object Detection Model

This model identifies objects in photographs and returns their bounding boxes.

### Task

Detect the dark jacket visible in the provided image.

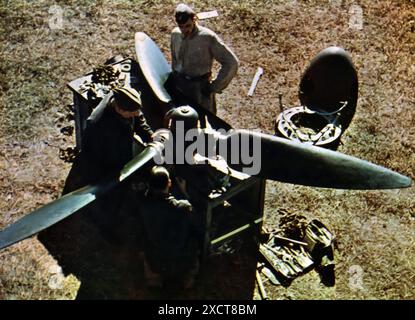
[45,104,154,247]
[62,103,153,195]
[140,191,200,274]
[79,106,153,185]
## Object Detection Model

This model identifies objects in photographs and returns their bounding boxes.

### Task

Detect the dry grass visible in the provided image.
[0,0,414,299]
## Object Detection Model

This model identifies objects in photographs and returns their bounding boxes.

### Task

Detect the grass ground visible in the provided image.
[0,0,414,299]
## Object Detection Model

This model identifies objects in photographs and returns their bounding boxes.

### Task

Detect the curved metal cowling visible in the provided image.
[299,46,358,130]
[0,144,161,251]
[220,130,412,190]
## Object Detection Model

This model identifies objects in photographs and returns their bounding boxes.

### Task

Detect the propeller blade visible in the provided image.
[135,32,172,103]
[0,144,161,250]
[119,144,159,181]
[220,130,412,189]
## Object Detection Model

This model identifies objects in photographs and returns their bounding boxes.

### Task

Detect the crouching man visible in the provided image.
[140,166,201,288]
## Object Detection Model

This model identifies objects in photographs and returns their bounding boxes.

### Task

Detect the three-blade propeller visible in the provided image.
[0,130,412,251]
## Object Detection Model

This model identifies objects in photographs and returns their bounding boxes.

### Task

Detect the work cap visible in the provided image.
[175,3,195,24]
[149,166,170,191]
[112,86,142,111]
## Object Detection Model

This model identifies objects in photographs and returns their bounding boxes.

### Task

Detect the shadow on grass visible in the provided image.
[38,187,258,300]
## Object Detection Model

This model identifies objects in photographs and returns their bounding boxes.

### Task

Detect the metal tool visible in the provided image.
[248,67,264,96]
[256,270,268,300]
[197,10,219,20]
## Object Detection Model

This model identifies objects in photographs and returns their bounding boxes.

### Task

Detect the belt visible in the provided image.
[173,71,211,81]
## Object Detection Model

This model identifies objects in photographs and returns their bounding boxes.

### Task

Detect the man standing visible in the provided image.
[167,3,239,114]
